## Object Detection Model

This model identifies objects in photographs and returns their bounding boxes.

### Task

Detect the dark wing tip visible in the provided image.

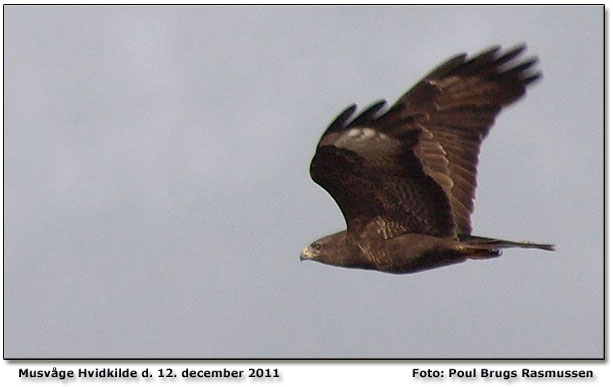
[323,104,357,135]
[490,44,527,67]
[523,71,542,85]
[425,45,504,79]
[427,44,539,87]
[347,99,387,128]
[461,45,502,71]
[427,53,467,79]
[318,100,388,144]
[436,45,541,101]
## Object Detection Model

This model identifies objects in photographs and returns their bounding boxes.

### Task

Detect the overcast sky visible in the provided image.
[4,5,603,358]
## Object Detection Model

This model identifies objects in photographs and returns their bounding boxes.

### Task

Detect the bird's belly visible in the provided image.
[366,234,468,274]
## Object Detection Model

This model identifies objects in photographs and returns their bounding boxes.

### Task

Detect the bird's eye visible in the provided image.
[312,243,322,250]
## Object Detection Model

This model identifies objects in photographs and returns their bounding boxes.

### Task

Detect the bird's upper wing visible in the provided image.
[377,45,540,235]
[310,45,540,238]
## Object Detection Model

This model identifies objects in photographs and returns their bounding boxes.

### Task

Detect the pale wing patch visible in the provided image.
[331,127,398,157]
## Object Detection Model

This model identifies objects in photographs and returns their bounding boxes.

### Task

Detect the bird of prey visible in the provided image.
[301,44,554,274]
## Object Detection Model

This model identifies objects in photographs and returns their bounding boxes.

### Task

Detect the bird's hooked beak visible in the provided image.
[300,246,312,262]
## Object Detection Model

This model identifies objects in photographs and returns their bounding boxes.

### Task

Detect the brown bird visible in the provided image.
[301,44,554,274]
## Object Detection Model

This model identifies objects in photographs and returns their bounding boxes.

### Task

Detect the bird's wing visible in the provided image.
[375,44,541,235]
[310,45,540,239]
[310,103,456,238]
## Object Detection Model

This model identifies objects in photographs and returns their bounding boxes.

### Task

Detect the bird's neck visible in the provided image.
[325,230,377,270]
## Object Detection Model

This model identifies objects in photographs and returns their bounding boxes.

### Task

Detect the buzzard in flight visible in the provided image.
[301,45,554,274]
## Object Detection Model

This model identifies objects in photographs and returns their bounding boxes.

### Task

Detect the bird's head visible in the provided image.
[300,238,327,262]
[300,231,351,267]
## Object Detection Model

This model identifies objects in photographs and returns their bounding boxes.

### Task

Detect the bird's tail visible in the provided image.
[459,235,555,259]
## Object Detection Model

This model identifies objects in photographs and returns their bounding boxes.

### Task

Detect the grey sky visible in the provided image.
[4,5,603,358]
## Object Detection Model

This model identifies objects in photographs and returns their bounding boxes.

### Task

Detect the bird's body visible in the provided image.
[301,45,554,274]
[302,230,552,274]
